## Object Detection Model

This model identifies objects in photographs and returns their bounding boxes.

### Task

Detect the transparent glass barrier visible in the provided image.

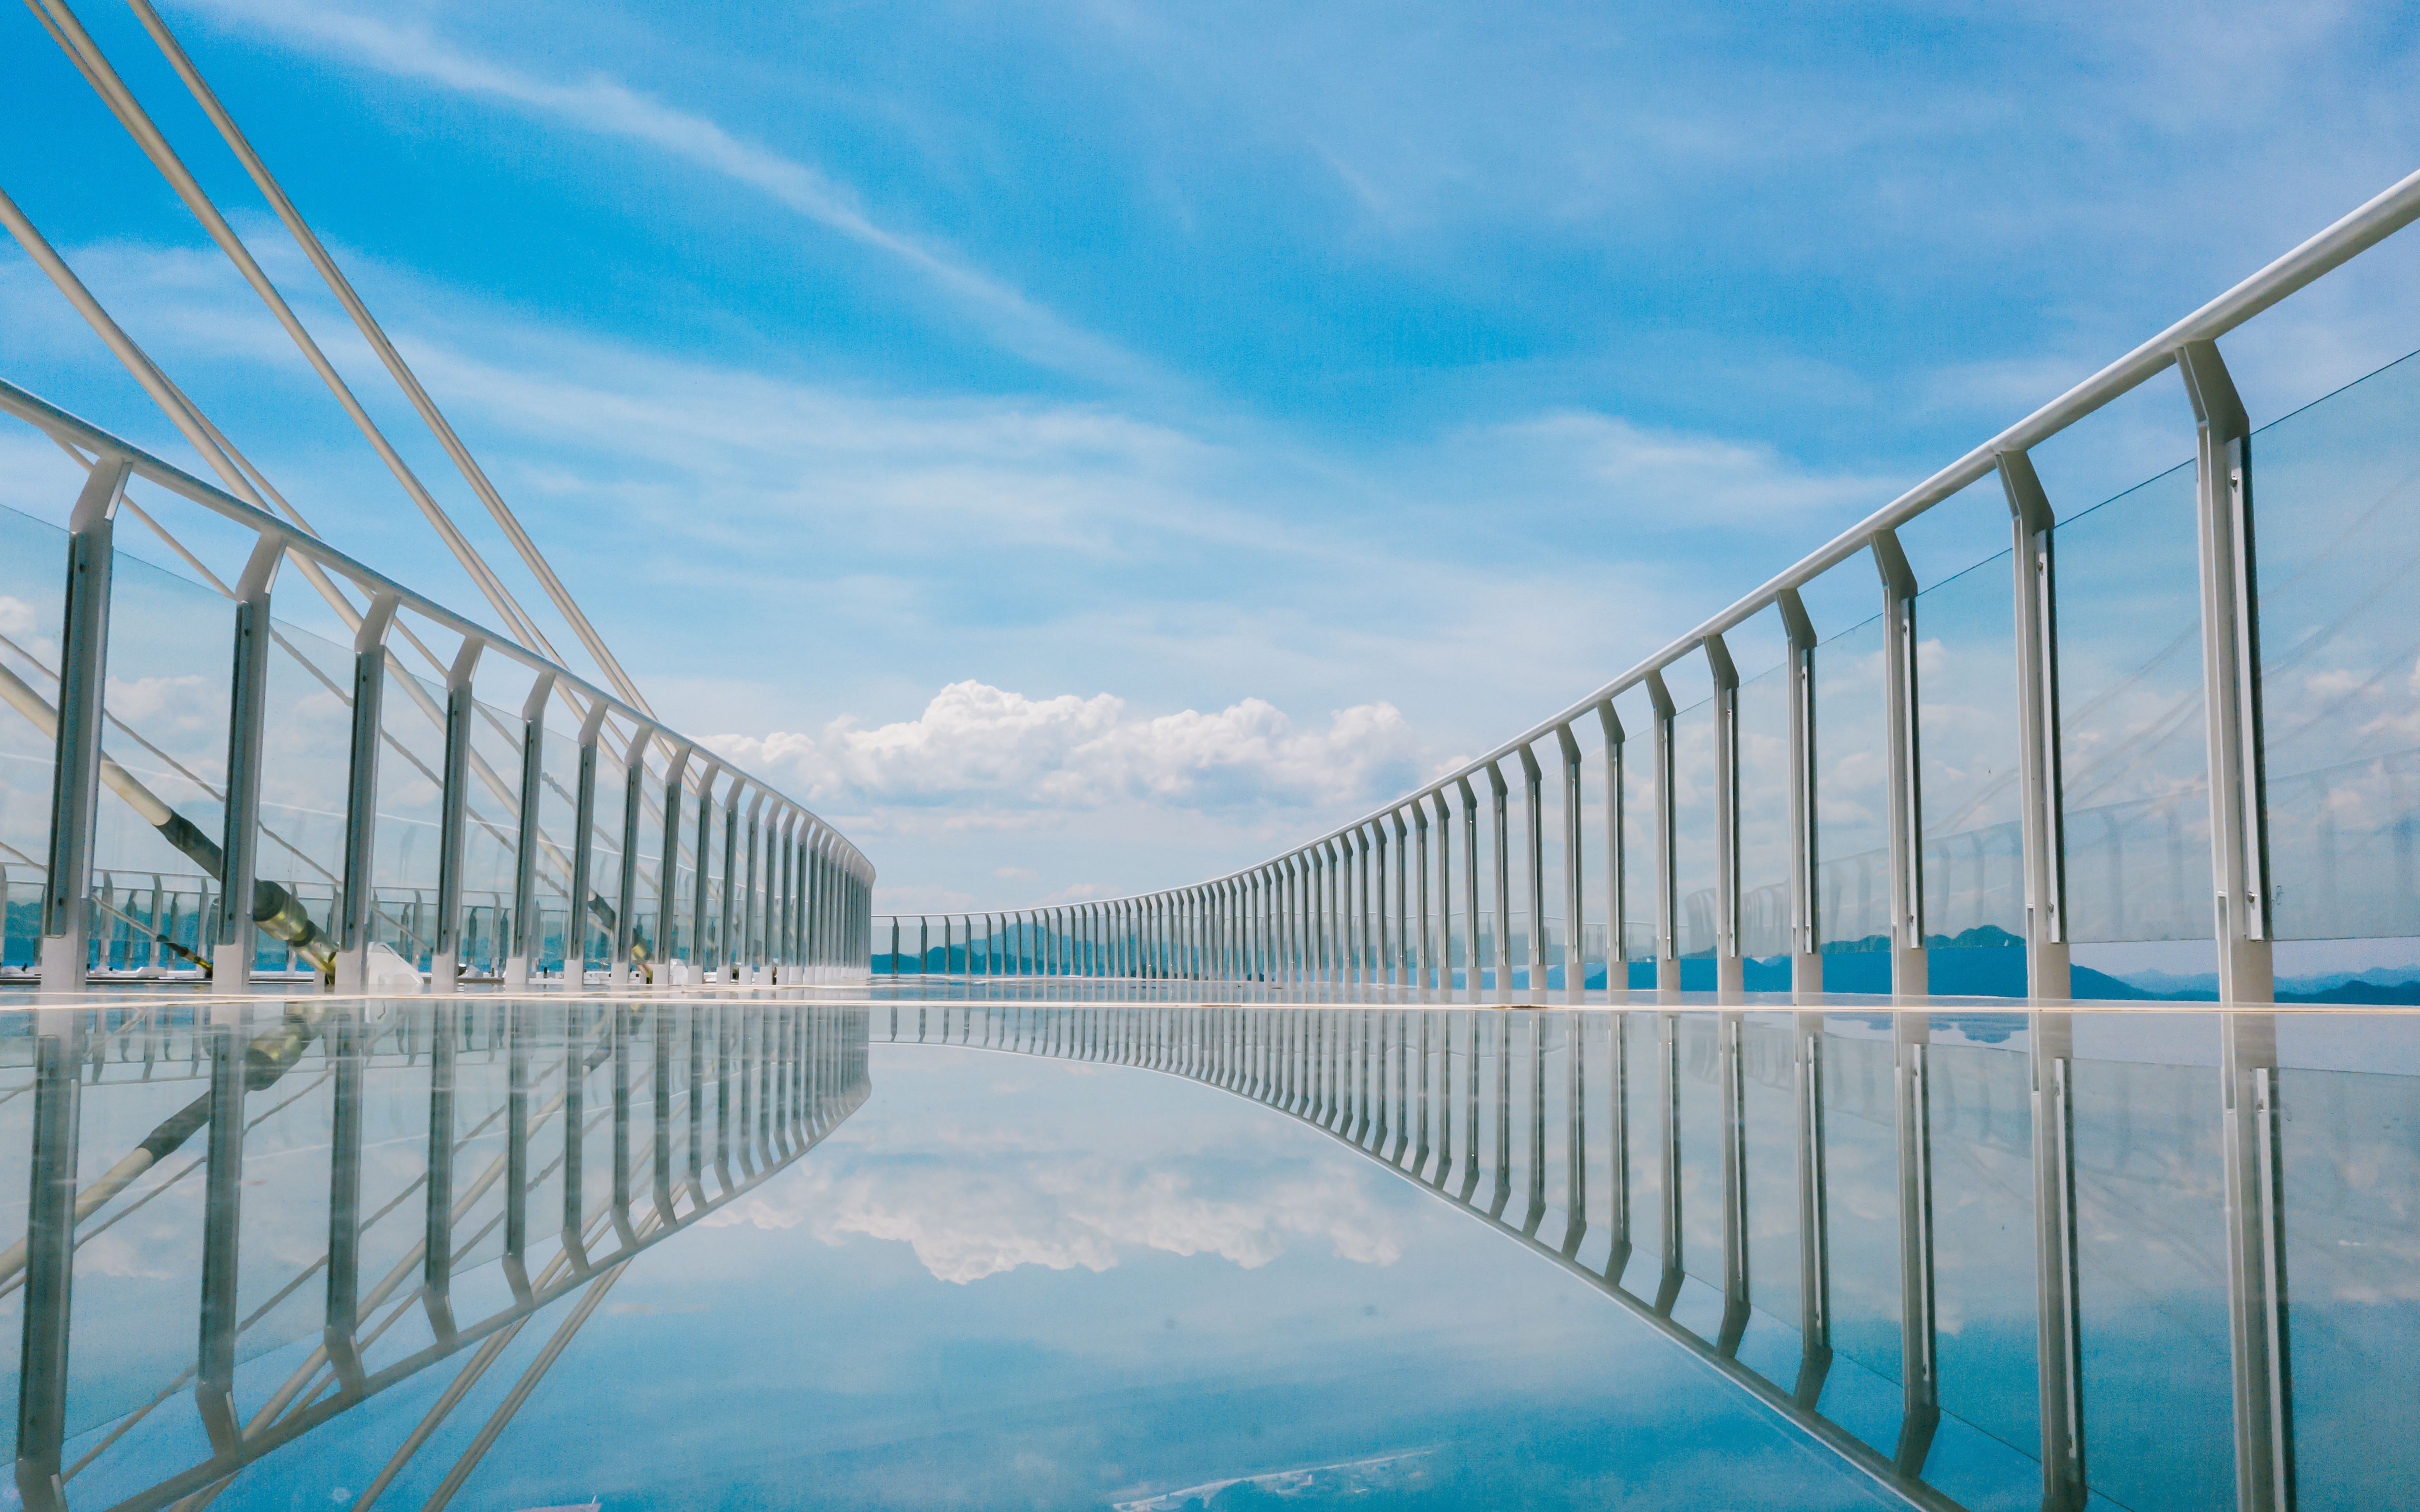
[457,699,523,976]
[1672,700,1718,965]
[92,548,232,975]
[1738,663,1794,973]
[1617,693,1658,976]
[370,668,445,971]
[1916,552,2026,994]
[2254,348,2420,940]
[256,622,355,975]
[629,754,665,972]
[0,505,67,969]
[584,751,625,972]
[1815,617,1891,985]
[532,716,580,976]
[2055,461,2212,942]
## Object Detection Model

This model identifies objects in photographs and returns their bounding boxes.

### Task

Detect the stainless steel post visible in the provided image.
[432,635,484,988]
[37,459,126,993]
[1488,761,1512,1001]
[1647,670,1679,1000]
[2000,451,2072,1001]
[2180,340,2275,1004]
[212,531,280,986]
[504,671,554,987]
[334,591,400,992]
[568,697,609,984]
[1556,726,1585,1000]
[1707,635,1746,1002]
[1876,529,1929,999]
[1599,702,1626,999]
[1519,745,1545,997]
[1779,591,1823,1000]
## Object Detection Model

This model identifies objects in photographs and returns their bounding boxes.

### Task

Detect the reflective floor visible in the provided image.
[2,998,2415,1511]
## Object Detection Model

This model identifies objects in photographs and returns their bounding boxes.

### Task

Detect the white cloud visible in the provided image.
[706,680,1416,813]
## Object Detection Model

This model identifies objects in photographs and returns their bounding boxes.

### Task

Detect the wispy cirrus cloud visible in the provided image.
[180,0,1153,387]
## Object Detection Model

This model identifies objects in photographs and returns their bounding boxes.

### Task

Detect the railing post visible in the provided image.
[1371,825,1389,988]
[1412,804,1432,996]
[1488,760,1512,1001]
[1518,745,1546,997]
[2219,1012,2295,1510]
[431,636,484,988]
[2030,1009,2087,1509]
[568,698,608,985]
[1391,810,1410,990]
[1707,636,1746,1002]
[213,530,281,986]
[2000,451,2072,1000]
[717,785,743,982]
[38,457,126,993]
[1647,670,1680,1000]
[1598,702,1626,998]
[504,671,555,987]
[611,726,647,985]
[334,590,400,993]
[1875,527,1929,999]
[2179,339,2275,1004]
[1778,590,1824,1001]
[1555,726,1584,1001]
[691,761,721,980]
[1456,778,1481,1003]
[656,744,692,987]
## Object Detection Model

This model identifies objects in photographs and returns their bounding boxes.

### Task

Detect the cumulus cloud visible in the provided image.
[705,680,1416,812]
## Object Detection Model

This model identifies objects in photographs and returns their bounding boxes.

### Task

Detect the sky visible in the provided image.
[3,0,2420,914]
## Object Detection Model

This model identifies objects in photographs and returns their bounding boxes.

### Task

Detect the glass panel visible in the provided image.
[532,714,580,979]
[2070,1052,2233,1512]
[256,622,355,977]
[1926,1036,2038,1481]
[2253,349,2420,940]
[458,699,523,977]
[630,750,666,975]
[2278,1064,2420,1510]
[1617,694,1658,978]
[1737,663,1794,975]
[584,750,625,975]
[1916,552,2026,996]
[1672,699,1718,963]
[1815,617,1891,987]
[91,548,233,977]
[370,668,445,973]
[2055,461,2212,943]
[0,505,67,971]
[1820,1026,1901,1384]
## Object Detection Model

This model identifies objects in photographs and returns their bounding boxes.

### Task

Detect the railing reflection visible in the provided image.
[0,998,868,1512]
[876,1001,2419,1512]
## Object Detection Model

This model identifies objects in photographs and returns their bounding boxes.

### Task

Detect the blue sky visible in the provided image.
[4,0,2420,912]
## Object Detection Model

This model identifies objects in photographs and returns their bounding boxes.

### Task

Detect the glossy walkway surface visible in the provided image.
[2,997,2414,1510]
